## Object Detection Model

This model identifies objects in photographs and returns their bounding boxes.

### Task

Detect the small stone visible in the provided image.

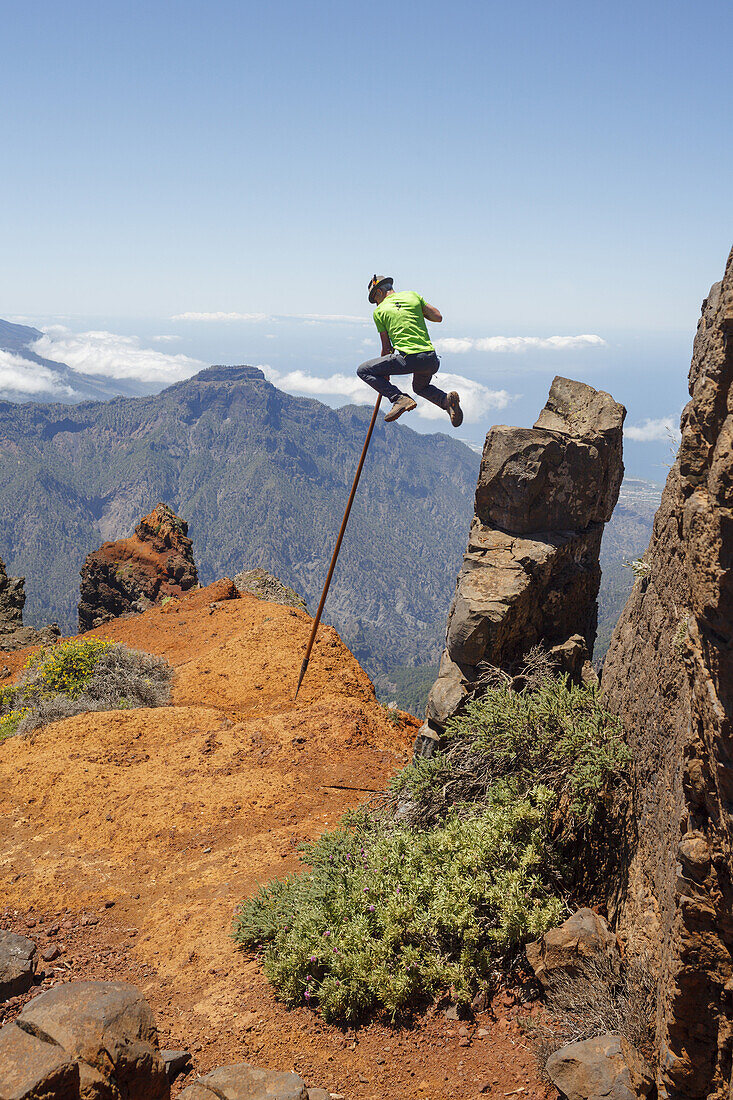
[103,900,116,909]
[162,1049,193,1082]
[444,1004,461,1020]
[42,945,60,962]
[0,929,37,999]
[180,1063,307,1100]
[546,1033,654,1100]
[308,1090,331,1100]
[458,1037,471,1047]
[476,1028,490,1039]
[526,908,620,999]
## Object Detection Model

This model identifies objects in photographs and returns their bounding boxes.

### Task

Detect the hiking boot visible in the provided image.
[384,395,417,422]
[445,391,463,427]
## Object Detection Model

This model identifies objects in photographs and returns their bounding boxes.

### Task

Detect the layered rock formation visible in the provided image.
[602,248,733,1098]
[418,376,625,751]
[0,555,59,651]
[78,504,198,632]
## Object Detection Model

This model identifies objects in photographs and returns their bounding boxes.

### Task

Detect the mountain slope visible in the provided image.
[0,365,480,677]
[596,478,661,659]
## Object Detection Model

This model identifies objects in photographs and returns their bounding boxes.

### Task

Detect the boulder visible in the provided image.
[476,375,624,534]
[526,909,620,994]
[419,377,624,747]
[233,569,307,612]
[18,980,168,1100]
[78,504,198,632]
[601,247,733,1098]
[179,1063,307,1100]
[546,1034,653,1100]
[0,931,36,1001]
[0,1022,79,1100]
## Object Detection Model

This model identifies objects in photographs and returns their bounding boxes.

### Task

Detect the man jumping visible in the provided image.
[357,275,463,425]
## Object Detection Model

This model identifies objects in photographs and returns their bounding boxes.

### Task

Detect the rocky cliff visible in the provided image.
[0,555,59,651]
[78,504,199,631]
[418,376,625,751]
[602,248,733,1099]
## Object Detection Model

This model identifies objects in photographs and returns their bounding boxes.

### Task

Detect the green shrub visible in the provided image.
[234,675,630,1022]
[388,676,630,831]
[234,782,563,1021]
[0,638,172,738]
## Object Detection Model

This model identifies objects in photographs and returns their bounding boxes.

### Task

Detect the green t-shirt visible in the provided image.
[373,290,435,355]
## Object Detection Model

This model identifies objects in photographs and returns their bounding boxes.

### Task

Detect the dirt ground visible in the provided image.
[0,582,554,1100]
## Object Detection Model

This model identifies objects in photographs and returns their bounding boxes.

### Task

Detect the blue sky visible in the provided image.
[2,0,732,478]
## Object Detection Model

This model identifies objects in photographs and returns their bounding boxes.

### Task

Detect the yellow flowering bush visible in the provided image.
[23,638,113,698]
[0,638,171,739]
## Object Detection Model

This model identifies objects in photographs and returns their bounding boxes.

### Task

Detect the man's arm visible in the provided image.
[422,302,442,323]
[380,331,393,355]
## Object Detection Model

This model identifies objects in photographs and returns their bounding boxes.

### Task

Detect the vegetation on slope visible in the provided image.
[233,670,630,1022]
[595,480,660,660]
[0,638,171,739]
[373,663,439,714]
[0,367,478,680]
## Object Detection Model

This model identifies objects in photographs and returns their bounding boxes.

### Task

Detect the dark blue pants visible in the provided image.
[357,350,447,407]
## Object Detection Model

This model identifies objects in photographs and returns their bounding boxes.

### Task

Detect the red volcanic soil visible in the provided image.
[0,582,552,1100]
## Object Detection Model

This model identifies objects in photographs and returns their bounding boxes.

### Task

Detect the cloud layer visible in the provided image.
[32,328,205,385]
[0,350,75,398]
[434,334,607,354]
[171,311,366,325]
[625,416,681,442]
[260,366,512,423]
[171,311,269,322]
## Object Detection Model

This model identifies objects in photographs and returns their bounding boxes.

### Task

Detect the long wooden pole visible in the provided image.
[294,394,382,700]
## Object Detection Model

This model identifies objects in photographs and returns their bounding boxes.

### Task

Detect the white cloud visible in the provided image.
[152,334,182,343]
[32,328,205,385]
[434,334,607,354]
[170,310,367,325]
[414,373,513,422]
[0,351,75,398]
[625,416,681,443]
[262,367,371,404]
[288,313,368,325]
[171,311,269,322]
[260,366,513,424]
